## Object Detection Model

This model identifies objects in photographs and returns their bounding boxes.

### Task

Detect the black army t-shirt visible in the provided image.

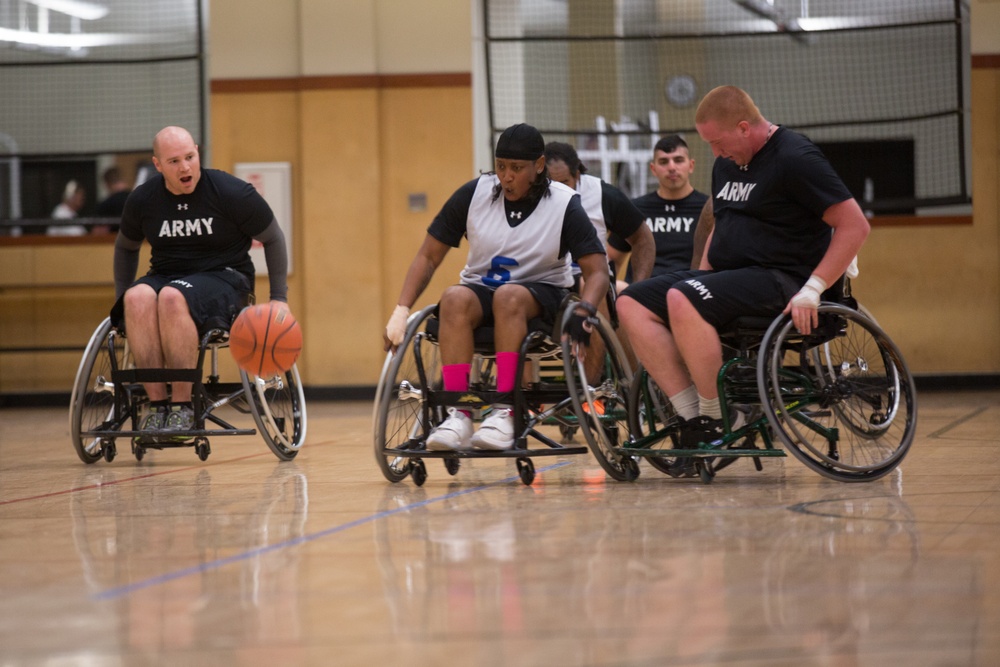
[609,189,708,279]
[120,168,274,278]
[707,127,853,281]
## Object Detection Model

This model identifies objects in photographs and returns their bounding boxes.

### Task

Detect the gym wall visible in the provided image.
[1,0,999,397]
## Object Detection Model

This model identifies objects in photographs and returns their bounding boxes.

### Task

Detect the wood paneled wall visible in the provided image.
[2,1,999,395]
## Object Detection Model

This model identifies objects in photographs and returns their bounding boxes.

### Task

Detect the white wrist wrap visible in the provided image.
[386,305,410,345]
[846,256,859,279]
[791,275,828,309]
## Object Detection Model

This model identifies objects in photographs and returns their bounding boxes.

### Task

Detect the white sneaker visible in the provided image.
[471,408,514,451]
[426,409,473,451]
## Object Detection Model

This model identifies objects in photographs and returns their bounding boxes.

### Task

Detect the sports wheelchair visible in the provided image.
[372,295,634,486]
[69,314,307,464]
[597,279,917,483]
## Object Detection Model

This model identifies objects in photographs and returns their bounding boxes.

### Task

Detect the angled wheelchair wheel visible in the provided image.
[70,318,132,464]
[627,366,685,476]
[562,308,638,482]
[758,304,917,482]
[373,305,440,483]
[242,364,307,461]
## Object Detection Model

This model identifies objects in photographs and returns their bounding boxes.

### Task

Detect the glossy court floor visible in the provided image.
[1,389,998,666]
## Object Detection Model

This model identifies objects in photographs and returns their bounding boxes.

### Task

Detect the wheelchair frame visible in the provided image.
[69,316,307,463]
[615,299,918,483]
[372,301,634,486]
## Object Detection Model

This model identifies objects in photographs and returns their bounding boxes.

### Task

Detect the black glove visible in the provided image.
[566,311,598,346]
[565,300,598,346]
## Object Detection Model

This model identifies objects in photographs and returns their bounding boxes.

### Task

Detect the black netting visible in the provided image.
[483,0,970,209]
[0,0,205,155]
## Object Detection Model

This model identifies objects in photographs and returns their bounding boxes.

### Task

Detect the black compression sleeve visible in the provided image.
[113,233,142,299]
[253,219,289,302]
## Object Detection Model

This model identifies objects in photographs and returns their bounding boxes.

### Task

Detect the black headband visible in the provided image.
[495,123,544,161]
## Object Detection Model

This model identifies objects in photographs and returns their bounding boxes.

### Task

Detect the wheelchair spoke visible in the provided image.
[244,366,307,461]
[760,305,917,481]
[563,309,637,482]
[374,308,441,482]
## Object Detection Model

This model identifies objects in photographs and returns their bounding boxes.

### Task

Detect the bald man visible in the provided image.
[111,126,289,439]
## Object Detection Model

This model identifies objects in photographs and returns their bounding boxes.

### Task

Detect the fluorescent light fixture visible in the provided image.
[27,0,109,22]
[0,25,184,48]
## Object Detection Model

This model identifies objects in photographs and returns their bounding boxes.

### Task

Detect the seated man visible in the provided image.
[383,123,608,452]
[543,141,654,285]
[607,134,709,289]
[618,86,870,446]
[111,126,290,439]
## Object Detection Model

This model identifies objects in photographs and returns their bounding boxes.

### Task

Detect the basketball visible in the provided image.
[229,303,302,377]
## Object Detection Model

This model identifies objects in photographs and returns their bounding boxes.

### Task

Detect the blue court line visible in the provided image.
[91,460,573,601]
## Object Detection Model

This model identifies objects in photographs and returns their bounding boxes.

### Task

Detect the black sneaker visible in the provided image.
[138,405,166,444]
[656,416,699,478]
[680,415,726,449]
[163,404,195,441]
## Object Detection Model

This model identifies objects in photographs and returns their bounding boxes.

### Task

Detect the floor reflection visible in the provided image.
[70,464,309,657]
[371,471,981,664]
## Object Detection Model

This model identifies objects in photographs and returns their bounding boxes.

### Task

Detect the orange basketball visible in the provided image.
[229,303,302,377]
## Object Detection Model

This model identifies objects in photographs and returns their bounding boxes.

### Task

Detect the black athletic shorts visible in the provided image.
[458,282,570,328]
[111,268,254,335]
[620,267,801,330]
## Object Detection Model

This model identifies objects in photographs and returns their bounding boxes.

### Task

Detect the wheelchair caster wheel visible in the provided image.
[134,445,145,462]
[195,438,211,462]
[696,459,715,484]
[622,456,640,482]
[443,458,461,476]
[410,459,427,486]
[102,441,116,463]
[516,458,535,485]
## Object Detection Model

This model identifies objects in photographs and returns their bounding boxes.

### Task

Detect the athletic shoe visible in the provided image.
[680,415,726,449]
[426,409,473,451]
[163,404,196,441]
[681,410,746,449]
[471,407,514,451]
[138,405,166,443]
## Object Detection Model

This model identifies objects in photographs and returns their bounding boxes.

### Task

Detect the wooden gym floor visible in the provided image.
[1,389,998,666]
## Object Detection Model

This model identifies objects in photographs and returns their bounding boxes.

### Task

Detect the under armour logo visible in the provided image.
[664,204,675,212]
[178,203,188,210]
[509,211,522,220]
[739,164,749,172]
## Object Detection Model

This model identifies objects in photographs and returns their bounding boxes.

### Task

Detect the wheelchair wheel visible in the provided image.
[627,366,685,476]
[758,304,917,482]
[242,364,307,461]
[562,308,638,482]
[70,318,132,464]
[373,306,440,483]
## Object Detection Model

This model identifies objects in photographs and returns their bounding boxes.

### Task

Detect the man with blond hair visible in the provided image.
[618,85,870,452]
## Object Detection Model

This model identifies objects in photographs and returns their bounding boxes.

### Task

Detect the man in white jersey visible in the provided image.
[384,124,608,452]
[543,141,654,285]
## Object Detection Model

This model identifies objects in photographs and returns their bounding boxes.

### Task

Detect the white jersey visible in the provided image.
[568,173,607,276]
[576,173,607,243]
[460,176,574,288]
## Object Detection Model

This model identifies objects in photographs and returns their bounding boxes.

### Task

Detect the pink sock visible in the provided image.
[442,364,472,417]
[442,364,471,392]
[496,352,520,393]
